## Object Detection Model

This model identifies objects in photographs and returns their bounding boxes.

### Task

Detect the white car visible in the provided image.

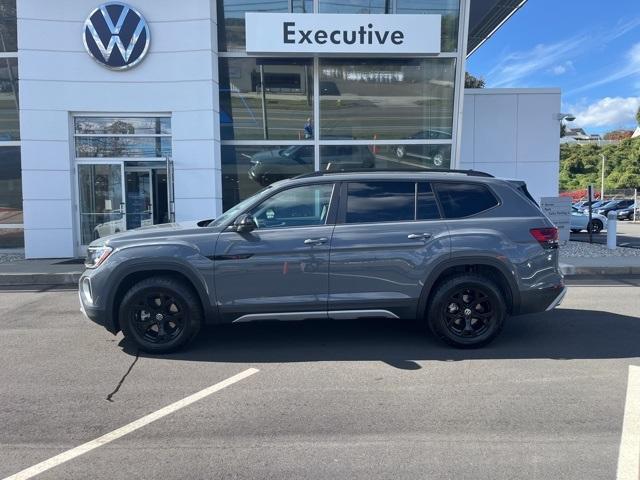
[570,206,607,233]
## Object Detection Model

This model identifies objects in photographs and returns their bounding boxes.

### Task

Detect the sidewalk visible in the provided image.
[0,258,84,286]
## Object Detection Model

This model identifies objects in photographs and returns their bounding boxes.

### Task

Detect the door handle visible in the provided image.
[304,237,328,245]
[407,233,432,240]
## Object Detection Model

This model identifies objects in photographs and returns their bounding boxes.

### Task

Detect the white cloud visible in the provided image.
[570,97,640,129]
[550,61,574,76]
[569,42,640,94]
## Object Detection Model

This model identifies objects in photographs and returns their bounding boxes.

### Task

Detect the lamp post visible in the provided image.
[600,153,606,200]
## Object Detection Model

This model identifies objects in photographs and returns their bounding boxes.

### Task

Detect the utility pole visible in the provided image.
[600,154,605,200]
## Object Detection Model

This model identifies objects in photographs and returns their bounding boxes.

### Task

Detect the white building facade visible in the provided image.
[2,0,559,258]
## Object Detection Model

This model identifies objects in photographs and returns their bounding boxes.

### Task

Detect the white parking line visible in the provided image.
[617,365,640,480]
[2,368,259,480]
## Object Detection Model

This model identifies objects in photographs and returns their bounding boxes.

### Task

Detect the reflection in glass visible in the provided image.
[346,181,415,224]
[125,170,152,230]
[292,0,313,12]
[320,0,391,14]
[0,228,22,248]
[320,144,451,171]
[78,164,124,244]
[396,0,460,51]
[75,137,172,158]
[217,0,289,52]
[75,117,171,135]
[220,58,314,141]
[0,146,21,224]
[0,0,17,53]
[320,58,456,141]
[222,145,314,210]
[0,57,19,140]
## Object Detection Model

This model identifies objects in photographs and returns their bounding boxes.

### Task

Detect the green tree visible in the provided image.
[636,105,640,126]
[464,72,485,88]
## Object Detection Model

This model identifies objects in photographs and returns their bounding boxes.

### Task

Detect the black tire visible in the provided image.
[426,274,506,348]
[570,229,581,233]
[588,219,603,233]
[119,276,202,353]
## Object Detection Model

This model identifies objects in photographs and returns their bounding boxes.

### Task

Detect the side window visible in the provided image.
[417,182,441,220]
[249,183,334,229]
[434,182,499,219]
[346,181,415,224]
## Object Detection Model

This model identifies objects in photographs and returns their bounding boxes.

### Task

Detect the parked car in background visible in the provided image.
[393,130,452,167]
[577,200,605,212]
[617,203,638,221]
[570,206,607,233]
[595,199,635,216]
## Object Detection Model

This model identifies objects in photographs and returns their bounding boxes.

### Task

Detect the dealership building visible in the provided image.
[0,0,561,258]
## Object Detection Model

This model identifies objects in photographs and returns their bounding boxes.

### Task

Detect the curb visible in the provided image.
[560,263,640,277]
[0,273,81,287]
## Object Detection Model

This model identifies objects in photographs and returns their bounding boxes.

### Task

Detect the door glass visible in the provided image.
[249,183,334,229]
[125,170,152,230]
[78,164,123,244]
[346,181,416,224]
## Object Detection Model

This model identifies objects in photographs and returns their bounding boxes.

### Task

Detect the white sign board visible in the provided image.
[245,13,441,54]
[540,196,572,242]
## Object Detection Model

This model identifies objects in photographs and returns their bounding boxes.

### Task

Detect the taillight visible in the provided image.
[530,227,558,249]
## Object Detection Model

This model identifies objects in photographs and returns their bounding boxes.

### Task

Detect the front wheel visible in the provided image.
[426,274,506,348]
[120,276,202,353]
[588,219,603,233]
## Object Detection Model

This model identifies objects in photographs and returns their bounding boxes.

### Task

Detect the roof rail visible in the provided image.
[293,168,494,179]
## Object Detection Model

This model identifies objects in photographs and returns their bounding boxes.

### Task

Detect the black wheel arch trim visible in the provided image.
[417,256,520,318]
[105,259,215,333]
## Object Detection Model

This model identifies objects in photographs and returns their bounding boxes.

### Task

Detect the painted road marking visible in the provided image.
[617,365,640,480]
[2,368,260,480]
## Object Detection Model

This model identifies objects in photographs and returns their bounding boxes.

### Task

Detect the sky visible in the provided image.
[466,0,640,134]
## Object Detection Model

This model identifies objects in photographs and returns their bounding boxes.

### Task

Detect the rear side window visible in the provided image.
[346,181,414,224]
[434,182,498,219]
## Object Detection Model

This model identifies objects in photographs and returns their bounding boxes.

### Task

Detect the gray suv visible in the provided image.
[79,170,565,353]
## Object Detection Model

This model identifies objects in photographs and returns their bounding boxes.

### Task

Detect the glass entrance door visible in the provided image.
[125,168,153,230]
[77,162,125,245]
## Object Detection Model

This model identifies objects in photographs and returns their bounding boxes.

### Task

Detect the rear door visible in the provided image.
[328,180,450,317]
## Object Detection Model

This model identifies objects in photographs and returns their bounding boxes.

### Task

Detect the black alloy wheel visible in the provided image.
[427,274,506,348]
[120,276,201,353]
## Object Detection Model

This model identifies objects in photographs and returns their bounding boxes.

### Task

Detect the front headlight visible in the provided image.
[85,245,113,269]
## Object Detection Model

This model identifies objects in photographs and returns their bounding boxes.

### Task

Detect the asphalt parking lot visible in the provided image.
[2,279,640,480]
[571,221,640,248]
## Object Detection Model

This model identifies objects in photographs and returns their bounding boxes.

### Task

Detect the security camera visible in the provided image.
[557,113,576,122]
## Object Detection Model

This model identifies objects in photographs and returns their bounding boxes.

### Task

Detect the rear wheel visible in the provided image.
[120,276,202,353]
[426,274,506,348]
[394,146,406,158]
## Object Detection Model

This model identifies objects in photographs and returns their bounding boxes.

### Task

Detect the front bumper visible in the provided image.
[78,276,118,334]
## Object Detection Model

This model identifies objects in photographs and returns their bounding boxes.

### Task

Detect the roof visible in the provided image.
[467,0,527,56]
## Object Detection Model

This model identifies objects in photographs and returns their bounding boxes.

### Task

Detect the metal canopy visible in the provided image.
[467,0,527,56]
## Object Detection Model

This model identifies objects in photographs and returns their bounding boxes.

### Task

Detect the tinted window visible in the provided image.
[250,183,333,229]
[346,182,415,224]
[434,182,498,218]
[417,183,440,220]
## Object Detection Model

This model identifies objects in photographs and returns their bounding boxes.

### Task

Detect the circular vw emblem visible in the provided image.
[83,2,150,70]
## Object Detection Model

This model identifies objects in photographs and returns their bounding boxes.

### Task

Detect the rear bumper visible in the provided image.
[516,285,566,315]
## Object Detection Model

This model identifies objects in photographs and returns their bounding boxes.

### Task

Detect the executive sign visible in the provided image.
[83,2,150,70]
[245,13,441,54]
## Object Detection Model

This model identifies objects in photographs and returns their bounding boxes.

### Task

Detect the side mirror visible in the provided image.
[234,214,257,233]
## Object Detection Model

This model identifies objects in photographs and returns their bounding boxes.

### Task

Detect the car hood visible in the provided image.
[251,148,289,164]
[89,220,222,248]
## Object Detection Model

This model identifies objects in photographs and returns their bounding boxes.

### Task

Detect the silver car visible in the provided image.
[79,170,565,353]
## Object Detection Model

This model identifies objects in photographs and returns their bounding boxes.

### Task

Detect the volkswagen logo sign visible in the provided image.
[83,2,150,70]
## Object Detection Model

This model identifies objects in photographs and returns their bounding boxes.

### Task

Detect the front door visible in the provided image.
[125,168,153,230]
[214,182,336,322]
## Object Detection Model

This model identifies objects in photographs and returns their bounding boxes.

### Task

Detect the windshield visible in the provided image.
[209,187,273,227]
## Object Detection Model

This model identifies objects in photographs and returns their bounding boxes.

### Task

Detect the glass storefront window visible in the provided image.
[222,145,315,210]
[0,0,17,53]
[320,143,451,171]
[0,57,19,141]
[220,58,314,141]
[396,0,460,51]
[319,0,391,14]
[0,146,21,224]
[75,137,172,158]
[217,0,289,52]
[0,228,23,248]
[319,58,455,141]
[74,117,171,135]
